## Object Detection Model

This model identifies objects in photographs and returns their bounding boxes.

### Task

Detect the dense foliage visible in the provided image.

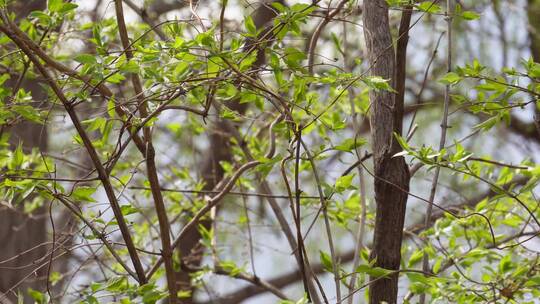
[0,0,539,303]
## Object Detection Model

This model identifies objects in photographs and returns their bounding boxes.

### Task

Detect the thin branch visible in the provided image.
[307,0,349,75]
[294,128,311,301]
[114,0,177,300]
[299,138,341,303]
[419,1,452,302]
[213,267,290,301]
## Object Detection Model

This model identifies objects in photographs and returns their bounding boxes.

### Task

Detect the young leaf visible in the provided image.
[72,186,97,203]
[335,174,355,192]
[319,251,333,272]
[244,16,257,36]
[355,264,393,278]
[439,72,462,85]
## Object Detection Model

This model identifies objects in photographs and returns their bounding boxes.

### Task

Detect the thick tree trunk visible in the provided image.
[362,1,410,303]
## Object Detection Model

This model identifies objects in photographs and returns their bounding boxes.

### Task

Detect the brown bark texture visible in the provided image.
[362,1,411,303]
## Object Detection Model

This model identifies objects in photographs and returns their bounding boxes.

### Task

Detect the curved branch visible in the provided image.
[307,0,349,75]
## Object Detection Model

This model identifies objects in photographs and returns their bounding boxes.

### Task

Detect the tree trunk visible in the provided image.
[362,1,411,303]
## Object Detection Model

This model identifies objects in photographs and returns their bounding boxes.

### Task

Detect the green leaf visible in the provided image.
[48,0,63,12]
[220,108,237,120]
[334,138,367,153]
[474,115,501,131]
[195,30,215,48]
[12,142,24,168]
[29,11,52,26]
[216,83,238,100]
[83,117,107,133]
[283,47,306,69]
[525,276,540,287]
[363,76,394,91]
[219,260,243,276]
[319,251,333,272]
[83,296,99,304]
[90,282,102,292]
[107,97,116,118]
[408,250,424,267]
[432,257,443,274]
[72,186,97,202]
[174,61,190,79]
[142,290,167,304]
[118,61,139,74]
[528,62,540,78]
[461,11,480,20]
[406,272,431,285]
[499,254,513,273]
[13,105,43,123]
[239,51,258,71]
[335,174,354,192]
[417,2,442,13]
[439,72,462,85]
[408,273,431,293]
[207,56,222,77]
[74,54,96,64]
[355,264,393,278]
[58,2,78,13]
[271,2,287,12]
[244,16,257,36]
[393,132,411,152]
[49,271,62,286]
[177,290,192,299]
[106,276,129,292]
[120,205,139,216]
[27,288,46,304]
[106,73,126,84]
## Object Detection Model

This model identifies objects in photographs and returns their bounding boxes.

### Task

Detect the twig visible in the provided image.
[299,138,341,303]
[420,2,453,301]
[294,128,311,301]
[307,0,349,75]
[213,267,290,301]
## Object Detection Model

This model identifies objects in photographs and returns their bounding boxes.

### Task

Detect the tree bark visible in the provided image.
[362,1,411,303]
